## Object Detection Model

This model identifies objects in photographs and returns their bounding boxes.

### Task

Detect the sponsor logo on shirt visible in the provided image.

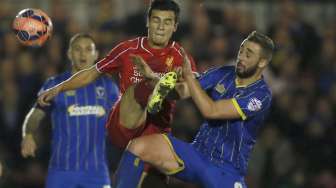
[65,90,76,96]
[130,67,166,84]
[130,66,143,83]
[247,98,262,111]
[67,104,106,116]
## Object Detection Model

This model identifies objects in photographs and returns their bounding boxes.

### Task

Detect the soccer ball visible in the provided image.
[12,8,53,47]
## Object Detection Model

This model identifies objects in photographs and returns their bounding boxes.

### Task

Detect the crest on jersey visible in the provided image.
[215,84,226,94]
[165,56,174,70]
[247,97,262,111]
[95,86,105,98]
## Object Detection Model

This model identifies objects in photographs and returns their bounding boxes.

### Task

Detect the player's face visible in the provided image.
[68,38,98,72]
[147,10,177,48]
[235,40,263,78]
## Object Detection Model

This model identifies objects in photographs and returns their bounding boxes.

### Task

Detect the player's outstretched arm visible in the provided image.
[38,65,101,106]
[181,49,241,120]
[21,107,46,158]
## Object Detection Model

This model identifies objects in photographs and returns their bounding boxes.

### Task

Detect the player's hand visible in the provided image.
[180,48,193,78]
[173,67,184,82]
[130,54,158,80]
[21,134,37,158]
[175,82,190,99]
[37,87,60,107]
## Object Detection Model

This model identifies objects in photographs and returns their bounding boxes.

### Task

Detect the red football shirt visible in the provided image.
[96,37,196,92]
[95,37,197,129]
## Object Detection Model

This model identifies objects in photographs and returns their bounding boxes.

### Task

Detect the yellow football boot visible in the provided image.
[147,72,177,114]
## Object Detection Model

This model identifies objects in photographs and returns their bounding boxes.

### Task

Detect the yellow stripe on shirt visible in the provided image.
[231,98,247,120]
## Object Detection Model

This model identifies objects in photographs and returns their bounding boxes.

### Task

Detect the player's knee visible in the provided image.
[127,137,159,164]
[126,137,148,158]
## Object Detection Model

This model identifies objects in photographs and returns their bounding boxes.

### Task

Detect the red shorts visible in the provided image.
[106,101,172,149]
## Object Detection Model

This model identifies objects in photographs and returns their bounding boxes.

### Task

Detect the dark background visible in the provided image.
[0,0,335,187]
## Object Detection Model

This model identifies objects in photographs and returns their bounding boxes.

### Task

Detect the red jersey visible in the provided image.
[96,37,197,93]
[96,37,196,132]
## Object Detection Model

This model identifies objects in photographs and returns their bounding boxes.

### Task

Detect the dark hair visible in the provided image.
[147,0,180,23]
[246,31,274,62]
[69,33,96,49]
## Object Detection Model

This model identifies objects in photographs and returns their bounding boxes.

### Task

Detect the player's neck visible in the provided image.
[147,38,168,49]
[235,73,262,87]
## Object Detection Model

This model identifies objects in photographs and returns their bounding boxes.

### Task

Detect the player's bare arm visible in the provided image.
[21,107,46,158]
[38,65,101,106]
[182,50,241,120]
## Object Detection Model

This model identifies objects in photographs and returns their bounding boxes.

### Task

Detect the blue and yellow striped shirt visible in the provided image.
[192,66,272,175]
[38,71,119,172]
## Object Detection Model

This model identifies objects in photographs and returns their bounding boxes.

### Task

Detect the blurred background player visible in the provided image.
[38,0,195,160]
[21,33,119,188]
[114,31,274,188]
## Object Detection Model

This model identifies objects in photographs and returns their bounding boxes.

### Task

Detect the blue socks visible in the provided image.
[114,150,145,188]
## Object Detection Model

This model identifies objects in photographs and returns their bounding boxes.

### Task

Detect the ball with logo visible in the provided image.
[12,8,53,47]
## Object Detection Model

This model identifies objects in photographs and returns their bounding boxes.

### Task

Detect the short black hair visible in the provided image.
[147,0,180,23]
[246,31,274,62]
[69,33,96,49]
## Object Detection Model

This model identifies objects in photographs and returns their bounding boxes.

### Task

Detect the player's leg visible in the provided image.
[137,135,246,188]
[128,134,182,173]
[119,72,177,129]
[113,134,179,188]
[114,133,248,188]
[114,133,206,188]
[105,80,157,149]
[107,72,178,148]
[119,83,149,129]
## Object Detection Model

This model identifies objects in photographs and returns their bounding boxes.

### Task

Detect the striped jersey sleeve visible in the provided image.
[199,66,234,90]
[232,89,272,120]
